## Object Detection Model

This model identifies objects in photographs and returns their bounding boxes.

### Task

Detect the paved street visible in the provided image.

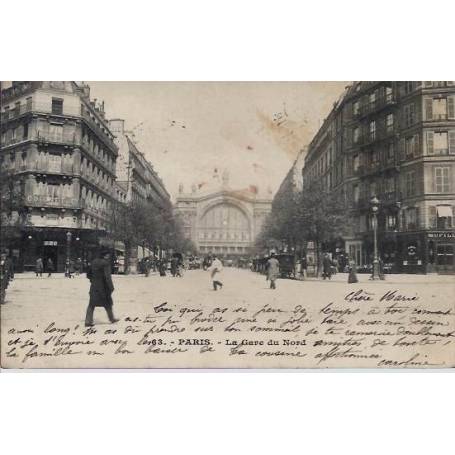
[1,268,454,368]
[2,268,454,326]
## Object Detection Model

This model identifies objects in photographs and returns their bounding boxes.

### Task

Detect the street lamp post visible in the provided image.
[66,231,72,277]
[370,196,380,280]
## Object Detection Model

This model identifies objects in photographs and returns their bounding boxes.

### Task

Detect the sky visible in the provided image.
[88,82,348,200]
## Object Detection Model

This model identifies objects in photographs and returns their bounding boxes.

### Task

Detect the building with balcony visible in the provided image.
[174,170,272,258]
[108,119,172,271]
[0,81,119,272]
[109,119,170,207]
[301,81,455,274]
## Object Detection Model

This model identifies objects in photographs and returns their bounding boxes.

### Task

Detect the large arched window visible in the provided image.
[199,204,250,242]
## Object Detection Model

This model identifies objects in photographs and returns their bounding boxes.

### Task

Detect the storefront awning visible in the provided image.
[437,206,453,217]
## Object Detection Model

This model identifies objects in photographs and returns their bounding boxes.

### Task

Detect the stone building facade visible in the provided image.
[0,81,119,272]
[301,81,455,274]
[108,119,172,271]
[174,172,272,257]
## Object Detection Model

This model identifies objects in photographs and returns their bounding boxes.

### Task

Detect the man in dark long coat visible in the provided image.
[46,257,54,277]
[322,253,332,280]
[85,249,119,327]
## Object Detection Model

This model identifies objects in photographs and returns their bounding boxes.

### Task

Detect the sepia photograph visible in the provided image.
[1,80,454,369]
[2,3,455,455]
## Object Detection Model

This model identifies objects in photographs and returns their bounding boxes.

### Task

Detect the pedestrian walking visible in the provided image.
[85,248,119,327]
[300,255,308,280]
[378,257,385,280]
[65,259,74,278]
[266,252,280,289]
[7,255,15,280]
[46,257,54,277]
[170,256,178,277]
[322,253,332,280]
[347,258,359,283]
[176,258,184,277]
[35,257,44,277]
[75,257,83,276]
[158,259,167,277]
[209,255,223,290]
[144,257,151,277]
[0,250,12,304]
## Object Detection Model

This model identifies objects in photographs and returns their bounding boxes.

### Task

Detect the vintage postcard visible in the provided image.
[1,81,454,369]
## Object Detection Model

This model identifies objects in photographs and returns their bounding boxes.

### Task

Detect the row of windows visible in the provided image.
[351,166,452,200]
[356,205,453,232]
[401,167,451,197]
[352,86,394,116]
[2,95,113,140]
[198,231,250,240]
[1,123,117,175]
[80,185,111,214]
[199,246,248,253]
[81,127,115,172]
[403,96,455,127]
[352,177,397,202]
[348,96,455,143]
[350,129,455,173]
[0,148,116,193]
[403,81,455,94]
[80,155,114,190]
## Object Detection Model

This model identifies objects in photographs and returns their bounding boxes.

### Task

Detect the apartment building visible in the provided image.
[301,81,455,274]
[0,81,119,272]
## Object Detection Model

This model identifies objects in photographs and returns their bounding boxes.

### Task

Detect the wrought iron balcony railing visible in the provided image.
[357,94,397,118]
[1,102,81,122]
[25,194,82,209]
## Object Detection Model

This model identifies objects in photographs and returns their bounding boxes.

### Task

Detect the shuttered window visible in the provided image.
[405,136,415,158]
[449,131,455,155]
[429,206,437,228]
[426,131,434,155]
[448,97,455,119]
[406,171,416,196]
[425,98,433,120]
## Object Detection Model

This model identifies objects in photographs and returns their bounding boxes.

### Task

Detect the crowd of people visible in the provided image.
[251,251,388,285]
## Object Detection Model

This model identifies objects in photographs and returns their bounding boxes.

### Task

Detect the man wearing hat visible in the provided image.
[266,252,280,290]
[85,248,119,327]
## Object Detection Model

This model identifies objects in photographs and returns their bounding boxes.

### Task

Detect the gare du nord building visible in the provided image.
[301,81,455,274]
[0,81,119,272]
[174,171,272,259]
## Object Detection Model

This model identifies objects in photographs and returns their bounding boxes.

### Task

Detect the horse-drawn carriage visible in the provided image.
[275,253,296,279]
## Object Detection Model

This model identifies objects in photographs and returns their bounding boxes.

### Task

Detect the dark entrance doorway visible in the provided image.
[436,244,454,273]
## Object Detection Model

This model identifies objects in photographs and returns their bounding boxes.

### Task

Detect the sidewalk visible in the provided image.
[11,270,455,284]
[11,271,160,279]
[295,272,455,284]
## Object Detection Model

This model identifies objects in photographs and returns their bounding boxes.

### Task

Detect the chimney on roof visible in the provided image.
[82,83,90,98]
